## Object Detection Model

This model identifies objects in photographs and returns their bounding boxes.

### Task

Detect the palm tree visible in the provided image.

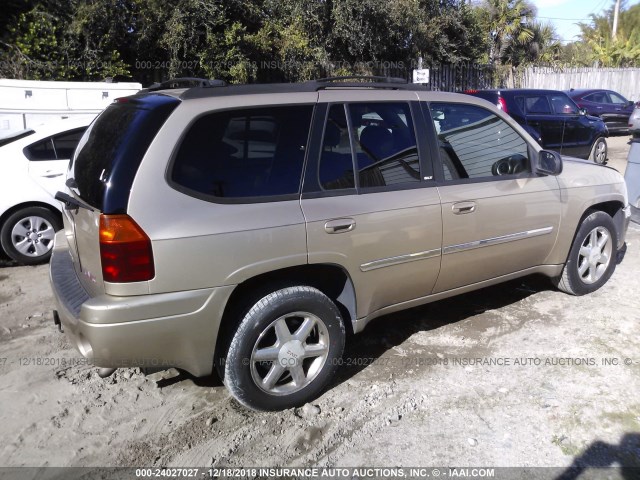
[480,0,536,65]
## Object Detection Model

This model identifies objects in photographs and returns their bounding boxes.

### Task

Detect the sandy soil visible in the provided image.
[0,138,638,474]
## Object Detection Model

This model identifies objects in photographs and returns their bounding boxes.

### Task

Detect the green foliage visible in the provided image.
[572,2,640,67]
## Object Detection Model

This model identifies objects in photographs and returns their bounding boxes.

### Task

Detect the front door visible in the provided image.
[424,101,561,293]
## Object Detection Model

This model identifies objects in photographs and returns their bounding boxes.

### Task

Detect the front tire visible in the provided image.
[223,286,345,411]
[555,211,617,295]
[0,207,61,265]
[589,137,607,164]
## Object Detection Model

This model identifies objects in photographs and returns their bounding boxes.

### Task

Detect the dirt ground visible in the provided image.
[0,136,638,474]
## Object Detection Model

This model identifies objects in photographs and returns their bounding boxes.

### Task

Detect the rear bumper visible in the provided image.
[49,231,234,376]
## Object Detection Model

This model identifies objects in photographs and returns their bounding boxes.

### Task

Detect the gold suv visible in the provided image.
[50,77,631,411]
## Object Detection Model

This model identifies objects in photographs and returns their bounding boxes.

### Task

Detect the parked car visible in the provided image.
[629,101,640,138]
[0,117,93,264]
[567,88,635,134]
[50,78,630,411]
[464,89,609,164]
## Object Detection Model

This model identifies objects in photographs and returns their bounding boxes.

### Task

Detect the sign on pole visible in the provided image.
[412,69,429,84]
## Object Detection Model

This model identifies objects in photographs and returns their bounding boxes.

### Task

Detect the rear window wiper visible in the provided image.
[55,191,95,212]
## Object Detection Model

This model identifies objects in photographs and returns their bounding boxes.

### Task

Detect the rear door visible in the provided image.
[423,100,561,292]
[606,91,634,130]
[25,128,85,197]
[300,90,443,318]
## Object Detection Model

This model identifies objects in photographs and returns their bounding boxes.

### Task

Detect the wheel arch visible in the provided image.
[562,200,626,264]
[214,263,357,367]
[0,201,62,235]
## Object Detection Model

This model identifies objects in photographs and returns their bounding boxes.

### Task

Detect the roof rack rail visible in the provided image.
[316,75,407,84]
[141,77,227,93]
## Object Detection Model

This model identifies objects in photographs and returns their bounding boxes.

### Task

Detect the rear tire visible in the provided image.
[554,211,617,296]
[589,137,607,164]
[0,207,61,265]
[222,286,345,411]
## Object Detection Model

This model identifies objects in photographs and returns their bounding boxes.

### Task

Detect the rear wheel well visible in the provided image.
[214,264,356,374]
[0,202,61,230]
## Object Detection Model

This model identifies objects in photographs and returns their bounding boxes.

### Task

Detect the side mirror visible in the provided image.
[629,100,635,106]
[578,108,588,116]
[536,150,563,176]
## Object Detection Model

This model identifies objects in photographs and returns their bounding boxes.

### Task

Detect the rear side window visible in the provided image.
[25,128,87,161]
[429,103,529,181]
[53,129,85,159]
[70,94,180,213]
[24,138,56,160]
[525,96,551,114]
[171,105,313,199]
[319,102,420,191]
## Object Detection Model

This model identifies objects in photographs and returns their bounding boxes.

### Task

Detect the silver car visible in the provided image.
[630,102,640,137]
[50,77,631,411]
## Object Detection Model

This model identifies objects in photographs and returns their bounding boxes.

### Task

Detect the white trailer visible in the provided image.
[0,79,141,134]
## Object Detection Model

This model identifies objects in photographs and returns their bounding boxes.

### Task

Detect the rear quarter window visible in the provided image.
[170,105,314,200]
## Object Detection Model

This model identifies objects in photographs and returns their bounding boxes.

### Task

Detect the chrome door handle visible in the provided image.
[452,201,476,214]
[324,218,356,234]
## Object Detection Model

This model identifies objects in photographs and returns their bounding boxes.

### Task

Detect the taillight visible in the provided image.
[497,97,508,113]
[99,214,154,283]
[465,89,479,94]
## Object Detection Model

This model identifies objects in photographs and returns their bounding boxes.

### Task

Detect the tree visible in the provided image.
[477,0,536,65]
[575,1,640,66]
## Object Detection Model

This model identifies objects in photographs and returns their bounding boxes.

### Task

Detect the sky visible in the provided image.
[532,0,640,43]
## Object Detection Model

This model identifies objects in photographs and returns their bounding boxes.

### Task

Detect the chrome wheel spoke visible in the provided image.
[40,226,56,242]
[262,363,285,390]
[14,239,32,255]
[253,346,280,362]
[11,222,30,238]
[599,252,609,266]
[589,230,598,248]
[33,241,48,256]
[597,232,609,251]
[289,365,306,386]
[578,259,589,276]
[274,318,292,343]
[303,343,328,358]
[293,316,316,342]
[579,246,591,257]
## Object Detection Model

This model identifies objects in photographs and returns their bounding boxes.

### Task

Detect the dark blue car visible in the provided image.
[464,89,609,164]
[567,88,635,134]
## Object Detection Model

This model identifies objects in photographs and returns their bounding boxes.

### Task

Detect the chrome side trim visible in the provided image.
[443,226,554,255]
[360,248,442,272]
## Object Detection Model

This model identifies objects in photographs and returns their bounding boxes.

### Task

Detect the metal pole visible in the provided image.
[612,0,621,40]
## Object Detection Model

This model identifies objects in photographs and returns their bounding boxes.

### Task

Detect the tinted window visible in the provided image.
[171,105,313,198]
[608,92,628,104]
[585,92,608,103]
[525,96,551,114]
[319,104,355,190]
[53,128,86,159]
[71,94,180,213]
[550,94,578,114]
[349,103,420,188]
[24,138,56,160]
[430,103,529,180]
